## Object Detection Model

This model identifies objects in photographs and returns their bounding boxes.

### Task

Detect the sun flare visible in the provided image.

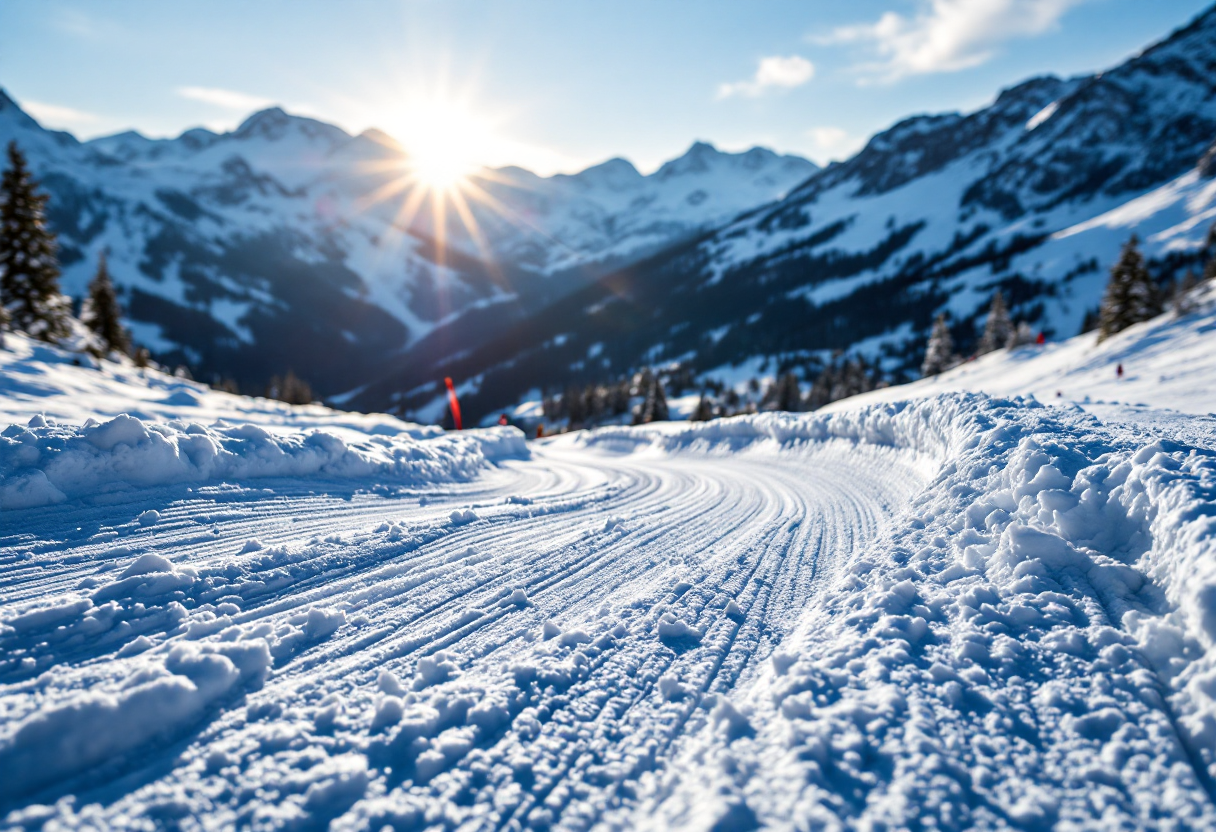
[390,98,485,193]
[352,87,554,309]
[411,147,476,192]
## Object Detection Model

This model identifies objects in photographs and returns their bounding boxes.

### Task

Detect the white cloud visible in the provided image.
[177,86,276,111]
[718,55,815,99]
[22,100,100,129]
[817,0,1088,82]
[805,126,867,163]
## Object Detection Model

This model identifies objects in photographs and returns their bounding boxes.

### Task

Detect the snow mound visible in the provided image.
[0,330,430,440]
[622,393,1216,827]
[0,638,271,803]
[0,414,528,508]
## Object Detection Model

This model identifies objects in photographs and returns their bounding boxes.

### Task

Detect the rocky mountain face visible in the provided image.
[352,3,1216,423]
[0,92,814,394]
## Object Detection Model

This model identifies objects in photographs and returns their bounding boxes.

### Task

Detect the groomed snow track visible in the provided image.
[4,394,1216,830]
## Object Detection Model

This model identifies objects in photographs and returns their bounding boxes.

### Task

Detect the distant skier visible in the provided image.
[1117,363,1124,379]
[1036,332,1046,345]
[498,413,509,426]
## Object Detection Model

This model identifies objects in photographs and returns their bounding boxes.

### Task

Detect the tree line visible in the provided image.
[544,226,1216,431]
[920,229,1216,378]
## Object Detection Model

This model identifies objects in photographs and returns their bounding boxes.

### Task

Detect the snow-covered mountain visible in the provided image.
[366,3,1216,422]
[0,91,814,394]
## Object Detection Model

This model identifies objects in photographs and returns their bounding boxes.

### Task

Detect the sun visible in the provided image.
[391,98,484,193]
[352,88,554,310]
[405,135,475,192]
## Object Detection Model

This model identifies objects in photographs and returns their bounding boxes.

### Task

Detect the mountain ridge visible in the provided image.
[0,91,816,396]
[348,1,1216,423]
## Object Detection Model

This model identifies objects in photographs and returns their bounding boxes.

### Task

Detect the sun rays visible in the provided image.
[348,105,575,315]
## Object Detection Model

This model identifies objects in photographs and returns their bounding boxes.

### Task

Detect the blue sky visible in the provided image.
[1,0,1212,174]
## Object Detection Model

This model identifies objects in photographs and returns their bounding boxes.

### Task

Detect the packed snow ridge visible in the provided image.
[4,346,1216,828]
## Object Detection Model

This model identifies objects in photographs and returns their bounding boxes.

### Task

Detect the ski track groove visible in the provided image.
[0,441,926,829]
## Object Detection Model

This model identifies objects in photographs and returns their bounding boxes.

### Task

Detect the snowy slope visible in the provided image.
[0,331,425,438]
[470,144,816,272]
[829,280,1216,417]
[5,378,1216,828]
[0,91,814,395]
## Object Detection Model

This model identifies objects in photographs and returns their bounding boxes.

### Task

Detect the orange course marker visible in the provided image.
[444,377,463,431]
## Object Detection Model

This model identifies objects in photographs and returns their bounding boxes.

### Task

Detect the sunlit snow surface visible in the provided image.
[3,305,1216,829]
[830,281,1216,419]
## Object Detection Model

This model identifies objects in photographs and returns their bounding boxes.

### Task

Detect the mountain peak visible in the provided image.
[234,107,290,137]
[654,141,725,180]
[359,127,401,149]
[0,88,46,134]
[230,106,352,152]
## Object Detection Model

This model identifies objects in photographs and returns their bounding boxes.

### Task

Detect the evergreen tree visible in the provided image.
[1078,307,1100,335]
[921,314,955,377]
[266,370,313,405]
[722,388,741,413]
[1007,321,1037,348]
[564,384,585,426]
[1098,235,1163,342]
[1173,269,1200,316]
[80,252,131,355]
[807,364,835,410]
[0,141,71,342]
[763,372,802,412]
[690,394,714,422]
[977,291,1012,355]
[608,379,631,416]
[634,368,669,424]
[1204,222,1216,283]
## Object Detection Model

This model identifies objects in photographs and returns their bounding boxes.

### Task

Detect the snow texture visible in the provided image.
[3,325,1216,829]
[0,413,527,510]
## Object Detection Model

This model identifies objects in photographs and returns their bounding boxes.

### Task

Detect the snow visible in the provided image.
[0,93,817,361]
[830,280,1216,416]
[4,305,1216,828]
[0,331,433,440]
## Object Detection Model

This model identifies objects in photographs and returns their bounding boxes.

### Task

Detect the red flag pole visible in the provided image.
[444,377,463,431]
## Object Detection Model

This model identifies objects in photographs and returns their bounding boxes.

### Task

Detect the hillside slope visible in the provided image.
[360,3,1216,423]
[0,93,813,395]
[827,280,1216,419]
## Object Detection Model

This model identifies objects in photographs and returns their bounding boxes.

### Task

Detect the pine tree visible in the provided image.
[0,142,71,343]
[690,394,714,422]
[921,314,955,377]
[807,364,835,410]
[1007,321,1037,348]
[81,252,131,356]
[1204,222,1216,283]
[977,291,1012,355]
[778,372,802,412]
[1098,235,1163,342]
[1173,269,1200,316]
[266,370,313,405]
[564,384,585,426]
[1078,307,1100,335]
[634,369,669,424]
[767,372,802,412]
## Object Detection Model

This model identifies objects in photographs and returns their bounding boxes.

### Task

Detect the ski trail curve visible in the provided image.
[0,435,926,829]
